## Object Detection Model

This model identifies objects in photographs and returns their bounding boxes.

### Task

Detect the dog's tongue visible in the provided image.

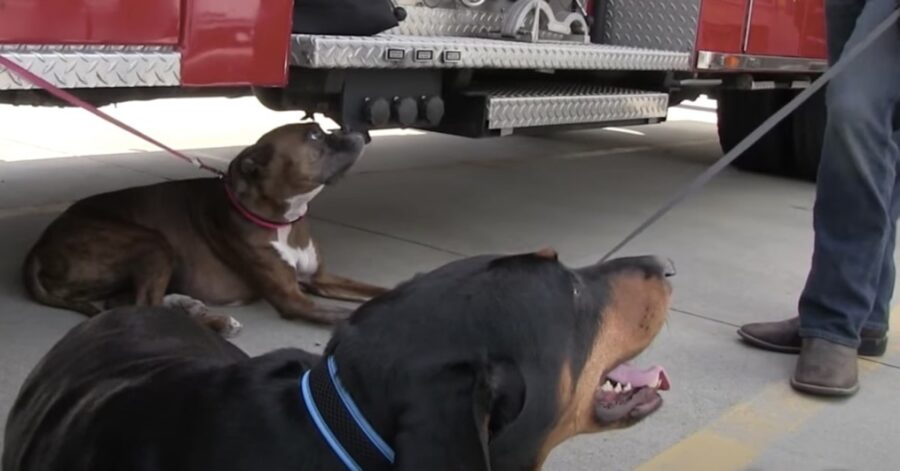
[607,363,670,391]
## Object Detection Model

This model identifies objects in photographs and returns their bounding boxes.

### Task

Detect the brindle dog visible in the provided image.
[22,123,387,334]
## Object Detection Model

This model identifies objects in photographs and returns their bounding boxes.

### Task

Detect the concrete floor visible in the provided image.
[1,97,898,470]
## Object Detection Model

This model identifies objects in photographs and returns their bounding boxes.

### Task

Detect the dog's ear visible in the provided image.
[235,142,275,177]
[393,362,493,471]
[393,360,525,471]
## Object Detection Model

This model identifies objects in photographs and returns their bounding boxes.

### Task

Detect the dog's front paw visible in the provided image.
[163,294,209,317]
[313,305,354,324]
[369,286,391,297]
[220,316,244,339]
[197,314,243,338]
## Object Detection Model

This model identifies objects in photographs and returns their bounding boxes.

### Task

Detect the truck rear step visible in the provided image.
[290,34,691,71]
[439,83,668,136]
[476,84,668,130]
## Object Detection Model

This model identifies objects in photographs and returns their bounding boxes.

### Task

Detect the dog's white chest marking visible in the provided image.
[270,186,322,277]
[284,186,324,221]
[271,227,319,277]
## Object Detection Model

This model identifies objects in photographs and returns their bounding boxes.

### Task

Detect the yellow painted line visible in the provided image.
[636,317,900,471]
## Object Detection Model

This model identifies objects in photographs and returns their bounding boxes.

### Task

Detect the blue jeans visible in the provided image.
[798,0,900,347]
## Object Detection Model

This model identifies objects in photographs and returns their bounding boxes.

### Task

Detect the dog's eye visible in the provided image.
[307,130,323,141]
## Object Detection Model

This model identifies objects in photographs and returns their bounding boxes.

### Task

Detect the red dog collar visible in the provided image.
[224,183,302,230]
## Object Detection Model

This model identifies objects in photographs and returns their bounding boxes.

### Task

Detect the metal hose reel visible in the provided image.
[501,0,589,43]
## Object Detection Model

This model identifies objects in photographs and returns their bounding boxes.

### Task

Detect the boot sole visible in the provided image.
[737,330,802,354]
[737,329,888,357]
[791,377,859,397]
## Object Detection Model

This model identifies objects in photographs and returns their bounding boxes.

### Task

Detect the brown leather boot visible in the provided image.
[791,338,859,397]
[737,317,888,356]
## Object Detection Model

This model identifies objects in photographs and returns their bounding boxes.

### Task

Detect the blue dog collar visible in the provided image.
[300,356,394,470]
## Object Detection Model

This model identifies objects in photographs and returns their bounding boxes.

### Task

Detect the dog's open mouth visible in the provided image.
[594,363,670,424]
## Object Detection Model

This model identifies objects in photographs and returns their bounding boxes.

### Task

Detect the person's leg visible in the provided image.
[798,0,900,347]
[737,0,886,356]
[793,0,900,395]
[866,128,900,337]
[823,0,865,65]
[741,130,899,356]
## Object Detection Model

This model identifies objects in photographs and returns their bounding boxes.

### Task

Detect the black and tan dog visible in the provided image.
[3,251,674,470]
[22,123,387,334]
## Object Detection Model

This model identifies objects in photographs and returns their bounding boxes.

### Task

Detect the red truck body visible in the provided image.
[0,0,831,182]
[0,0,294,86]
[697,0,826,57]
[0,0,828,87]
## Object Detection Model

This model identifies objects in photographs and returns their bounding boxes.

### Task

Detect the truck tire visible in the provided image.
[716,89,794,177]
[789,88,826,182]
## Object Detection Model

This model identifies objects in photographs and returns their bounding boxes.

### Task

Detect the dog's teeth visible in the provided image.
[614,383,623,393]
[600,381,614,392]
[623,383,632,392]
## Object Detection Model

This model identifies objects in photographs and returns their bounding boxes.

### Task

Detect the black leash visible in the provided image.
[601,6,900,262]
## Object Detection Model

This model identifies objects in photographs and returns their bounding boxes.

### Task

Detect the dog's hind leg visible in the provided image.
[130,240,176,307]
[94,231,239,339]
[23,250,103,316]
[23,217,168,316]
[162,294,243,338]
[302,270,390,303]
[103,292,135,311]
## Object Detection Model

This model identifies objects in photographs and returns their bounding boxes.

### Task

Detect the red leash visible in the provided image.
[0,54,224,177]
[0,53,303,230]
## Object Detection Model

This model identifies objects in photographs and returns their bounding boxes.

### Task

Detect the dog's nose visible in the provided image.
[337,128,371,144]
[660,257,676,278]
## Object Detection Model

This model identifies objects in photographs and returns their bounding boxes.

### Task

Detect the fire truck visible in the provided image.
[0,0,828,180]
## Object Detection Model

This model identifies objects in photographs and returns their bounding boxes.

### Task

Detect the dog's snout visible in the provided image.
[645,256,676,278]
[332,128,364,139]
[327,130,366,149]
[660,258,676,278]
[578,255,676,280]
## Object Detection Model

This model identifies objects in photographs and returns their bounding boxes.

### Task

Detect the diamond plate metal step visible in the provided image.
[465,84,668,130]
[0,44,180,90]
[290,34,691,71]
